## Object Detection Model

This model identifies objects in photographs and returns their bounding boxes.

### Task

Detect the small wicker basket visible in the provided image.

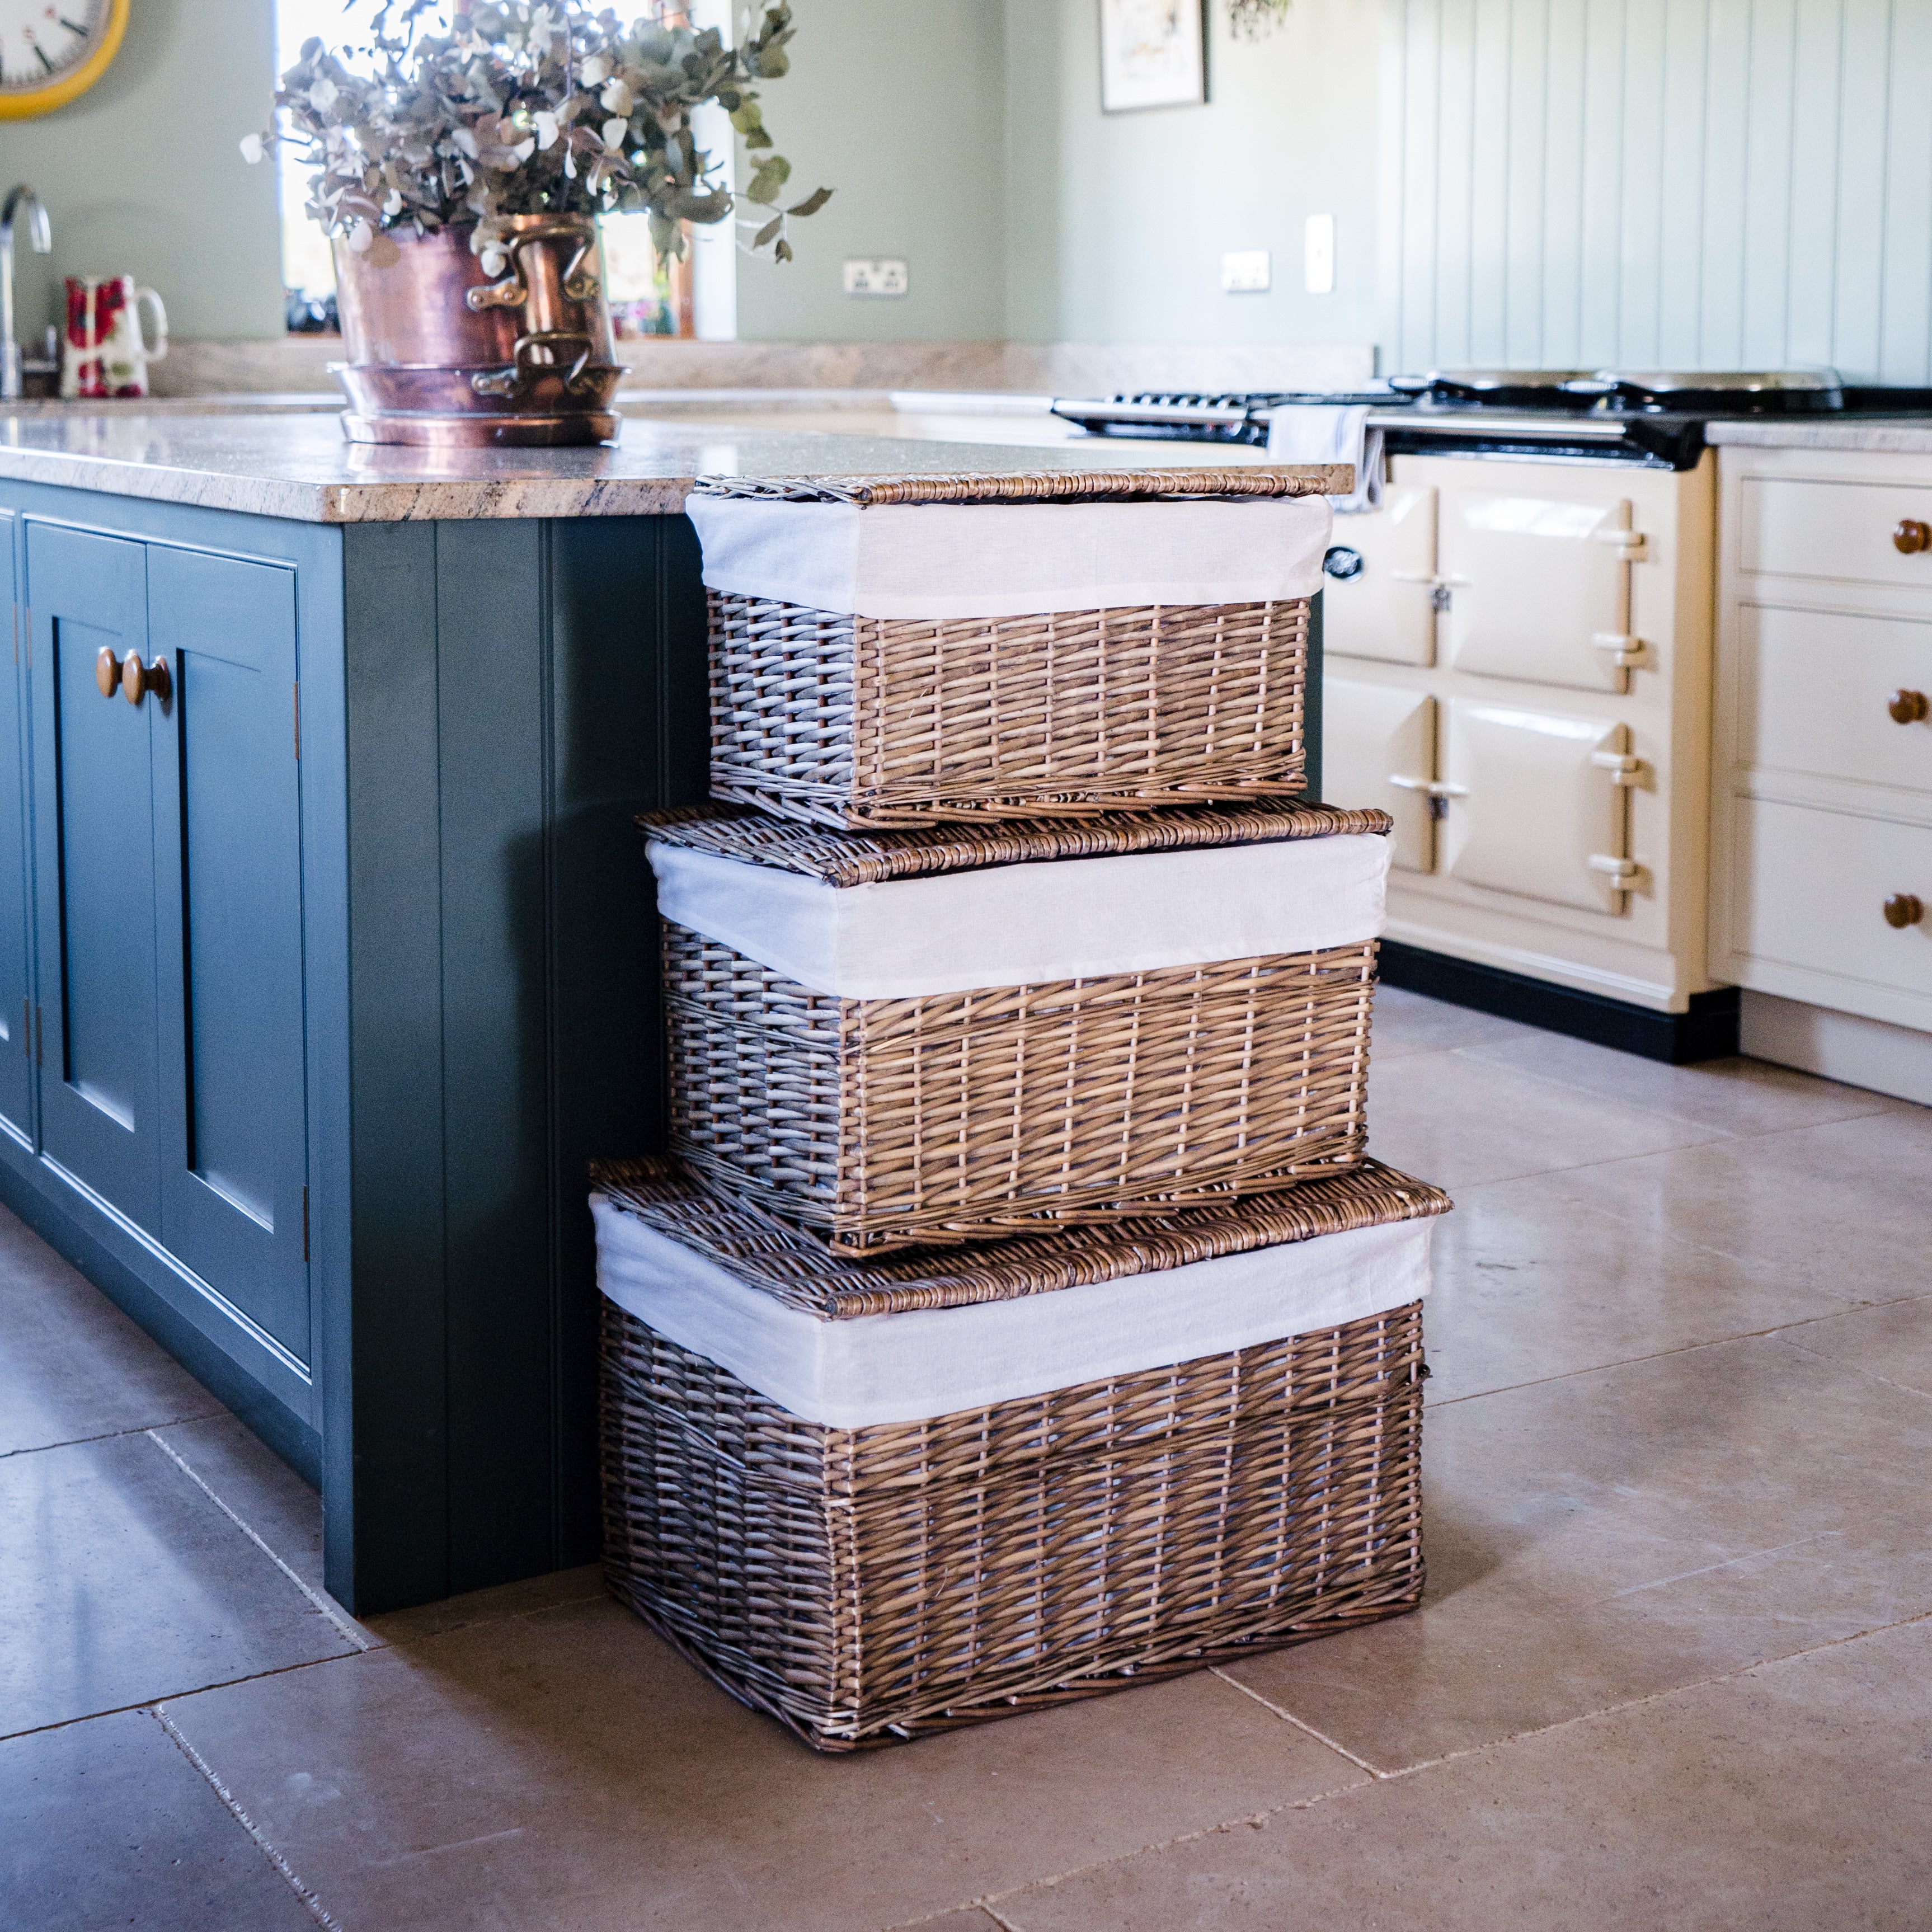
[646,801,1390,1254]
[595,1154,1446,1751]
[690,470,1335,831]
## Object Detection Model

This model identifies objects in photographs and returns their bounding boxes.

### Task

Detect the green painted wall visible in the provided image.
[0,0,285,343]
[1004,0,1381,349]
[733,0,1008,344]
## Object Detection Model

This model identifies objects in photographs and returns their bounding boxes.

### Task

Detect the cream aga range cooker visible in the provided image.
[1056,370,1929,1061]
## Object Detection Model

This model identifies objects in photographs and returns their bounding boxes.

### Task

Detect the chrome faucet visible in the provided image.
[1,186,52,401]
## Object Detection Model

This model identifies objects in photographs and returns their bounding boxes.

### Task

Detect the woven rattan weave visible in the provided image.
[643,796,1390,885]
[662,919,1377,1254]
[707,588,1310,829]
[600,1293,1426,1750]
[590,1153,1452,1318]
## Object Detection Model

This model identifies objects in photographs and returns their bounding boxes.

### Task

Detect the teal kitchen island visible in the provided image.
[0,413,1339,1612]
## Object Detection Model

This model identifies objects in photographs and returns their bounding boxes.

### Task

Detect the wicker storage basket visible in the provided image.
[645,801,1392,1254]
[594,1154,1446,1751]
[687,469,1338,830]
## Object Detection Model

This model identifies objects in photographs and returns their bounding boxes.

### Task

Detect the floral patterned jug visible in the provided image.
[61,276,168,399]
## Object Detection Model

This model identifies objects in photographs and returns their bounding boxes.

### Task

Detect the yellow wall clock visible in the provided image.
[0,0,129,119]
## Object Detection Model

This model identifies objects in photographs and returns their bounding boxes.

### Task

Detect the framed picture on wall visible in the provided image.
[1099,0,1207,112]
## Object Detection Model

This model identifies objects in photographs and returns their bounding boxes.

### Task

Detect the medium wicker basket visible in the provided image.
[594,1154,1445,1751]
[646,801,1390,1254]
[690,470,1334,831]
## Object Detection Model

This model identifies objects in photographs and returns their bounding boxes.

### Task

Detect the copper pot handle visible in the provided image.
[472,331,600,399]
[465,223,603,312]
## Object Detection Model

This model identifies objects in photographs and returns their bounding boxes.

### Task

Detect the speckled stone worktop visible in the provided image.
[0,411,1347,523]
[1707,417,1932,454]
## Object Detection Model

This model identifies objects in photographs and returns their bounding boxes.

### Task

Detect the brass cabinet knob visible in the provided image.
[121,652,170,706]
[1896,519,1932,554]
[1891,689,1931,723]
[95,646,123,698]
[1884,893,1925,929]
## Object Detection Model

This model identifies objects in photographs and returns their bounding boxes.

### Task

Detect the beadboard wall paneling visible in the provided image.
[1381,0,1932,383]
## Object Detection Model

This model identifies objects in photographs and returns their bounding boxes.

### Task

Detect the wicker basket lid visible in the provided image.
[640,798,1392,888]
[688,468,1346,506]
[591,1155,1451,1320]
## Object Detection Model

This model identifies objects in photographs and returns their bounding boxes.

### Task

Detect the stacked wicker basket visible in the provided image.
[593,466,1453,1751]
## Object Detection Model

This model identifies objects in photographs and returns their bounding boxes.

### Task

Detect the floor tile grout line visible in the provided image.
[1436,1044,1747,1141]
[0,1649,372,1746]
[936,1607,1932,1924]
[1208,1666,1386,1776]
[1767,1330,1932,1406]
[149,1704,342,1930]
[1427,1291,1932,1413]
[143,1428,378,1654]
[1444,1039,1917,1144]
[0,1409,229,1461]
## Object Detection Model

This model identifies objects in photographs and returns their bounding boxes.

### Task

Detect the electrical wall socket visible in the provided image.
[1304,215,1336,294]
[844,258,909,297]
[1221,250,1271,294]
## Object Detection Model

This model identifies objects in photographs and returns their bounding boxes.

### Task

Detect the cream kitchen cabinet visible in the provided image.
[1712,444,1932,1091]
[1320,450,1720,1056]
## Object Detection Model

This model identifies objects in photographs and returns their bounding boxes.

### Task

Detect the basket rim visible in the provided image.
[639,798,1393,887]
[687,467,1348,506]
[590,1154,1451,1319]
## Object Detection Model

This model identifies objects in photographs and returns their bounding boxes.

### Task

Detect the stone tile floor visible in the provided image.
[4,986,1931,1930]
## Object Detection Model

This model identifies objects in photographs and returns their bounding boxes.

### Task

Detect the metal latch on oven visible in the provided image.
[1591,528,1648,559]
[1590,631,1650,671]
[1589,748,1648,785]
[1388,774,1466,821]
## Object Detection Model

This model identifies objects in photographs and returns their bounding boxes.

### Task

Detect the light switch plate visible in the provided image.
[1221,250,1271,293]
[844,258,909,297]
[1305,214,1336,294]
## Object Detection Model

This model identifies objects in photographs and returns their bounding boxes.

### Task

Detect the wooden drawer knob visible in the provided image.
[95,646,123,698]
[1891,689,1930,723]
[1884,893,1925,929]
[121,652,170,707]
[1895,519,1932,554]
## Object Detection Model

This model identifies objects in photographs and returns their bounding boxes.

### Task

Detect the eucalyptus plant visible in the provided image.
[243,0,829,269]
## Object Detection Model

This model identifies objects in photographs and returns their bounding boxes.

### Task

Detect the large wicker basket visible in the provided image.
[645,801,1391,1254]
[594,1154,1446,1751]
[688,469,1337,831]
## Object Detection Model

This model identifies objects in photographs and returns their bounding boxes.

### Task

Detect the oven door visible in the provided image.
[1442,699,1640,913]
[1319,485,1439,666]
[1439,487,1646,692]
[1322,676,1437,873]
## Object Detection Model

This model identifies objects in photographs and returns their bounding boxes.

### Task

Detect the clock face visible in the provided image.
[0,0,111,93]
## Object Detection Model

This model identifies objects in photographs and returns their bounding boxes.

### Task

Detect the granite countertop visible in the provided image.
[1707,418,1932,453]
[0,411,1344,523]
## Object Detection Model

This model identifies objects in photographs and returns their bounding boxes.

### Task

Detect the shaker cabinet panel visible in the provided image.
[27,524,163,1231]
[1734,603,1932,798]
[0,517,31,1139]
[149,546,309,1353]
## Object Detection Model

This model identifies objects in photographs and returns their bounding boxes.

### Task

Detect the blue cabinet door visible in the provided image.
[27,524,162,1230]
[0,515,32,1140]
[149,546,309,1355]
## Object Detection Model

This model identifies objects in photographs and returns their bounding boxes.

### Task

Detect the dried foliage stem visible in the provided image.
[243,0,829,267]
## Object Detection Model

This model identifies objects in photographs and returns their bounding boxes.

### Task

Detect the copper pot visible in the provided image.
[331,215,622,448]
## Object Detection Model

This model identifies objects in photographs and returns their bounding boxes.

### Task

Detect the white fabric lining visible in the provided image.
[646,833,1389,998]
[685,494,1333,620]
[594,1195,1432,1428]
